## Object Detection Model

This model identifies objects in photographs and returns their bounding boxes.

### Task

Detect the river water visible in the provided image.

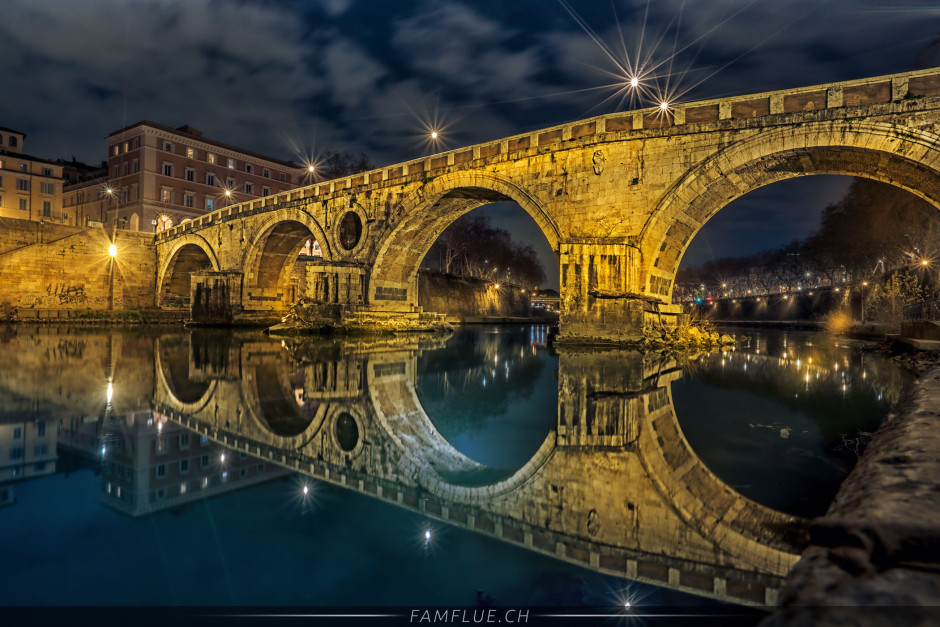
[0,324,911,609]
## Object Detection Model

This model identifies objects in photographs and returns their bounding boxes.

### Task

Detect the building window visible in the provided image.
[227,158,235,169]
[263,168,271,178]
[0,176,3,187]
[34,462,46,472]
[186,147,195,159]
[132,160,139,173]
[34,444,48,456]
[132,137,140,149]
[202,477,209,488]
[42,167,53,177]
[205,198,214,211]
[280,173,286,182]
[42,201,51,217]
[121,163,128,176]
[180,482,187,495]
[183,193,195,208]
[123,142,129,152]
[163,141,173,152]
[40,182,53,194]
[112,145,119,156]
[207,153,216,165]
[38,421,46,437]
[179,459,190,474]
[262,187,270,197]
[245,164,253,174]
[0,196,3,208]
[179,433,191,449]
[206,173,215,186]
[155,464,167,478]
[10,447,23,460]
[226,177,235,190]
[162,163,173,177]
[9,136,17,148]
[160,189,172,204]
[18,199,27,211]
[16,179,29,191]
[244,183,253,195]
[200,454,210,469]
[185,168,195,182]
[112,165,120,178]
[155,436,167,453]
[200,435,209,446]
[13,427,21,440]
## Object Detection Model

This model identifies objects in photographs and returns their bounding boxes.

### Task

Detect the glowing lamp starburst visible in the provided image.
[629,76,639,88]
[659,101,670,111]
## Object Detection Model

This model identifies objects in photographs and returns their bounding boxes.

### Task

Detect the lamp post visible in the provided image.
[108,241,117,311]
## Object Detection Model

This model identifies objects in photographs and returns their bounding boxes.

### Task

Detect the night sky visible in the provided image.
[2,0,939,284]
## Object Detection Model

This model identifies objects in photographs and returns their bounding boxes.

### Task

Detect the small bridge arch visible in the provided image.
[241,209,332,310]
[156,235,219,307]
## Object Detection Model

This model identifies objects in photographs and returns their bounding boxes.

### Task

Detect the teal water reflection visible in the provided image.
[0,324,913,608]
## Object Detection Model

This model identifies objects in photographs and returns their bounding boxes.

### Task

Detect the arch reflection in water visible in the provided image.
[154,331,804,607]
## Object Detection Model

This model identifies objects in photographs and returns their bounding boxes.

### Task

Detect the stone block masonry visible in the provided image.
[0,220,157,315]
[149,67,940,341]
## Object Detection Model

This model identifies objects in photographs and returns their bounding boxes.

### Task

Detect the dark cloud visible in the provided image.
[1,0,936,282]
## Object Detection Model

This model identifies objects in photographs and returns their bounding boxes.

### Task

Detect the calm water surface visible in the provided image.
[0,324,911,607]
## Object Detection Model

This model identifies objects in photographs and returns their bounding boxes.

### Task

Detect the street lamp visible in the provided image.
[108,241,117,311]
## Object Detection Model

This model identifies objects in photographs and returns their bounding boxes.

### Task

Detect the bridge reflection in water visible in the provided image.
[151,331,803,607]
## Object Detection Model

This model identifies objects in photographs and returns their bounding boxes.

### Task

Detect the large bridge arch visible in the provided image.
[241,209,332,310]
[641,121,940,300]
[368,170,562,307]
[156,234,219,307]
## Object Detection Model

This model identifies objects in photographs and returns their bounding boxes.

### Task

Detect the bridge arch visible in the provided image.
[641,121,940,299]
[156,235,219,307]
[154,335,218,414]
[241,209,332,310]
[369,170,561,307]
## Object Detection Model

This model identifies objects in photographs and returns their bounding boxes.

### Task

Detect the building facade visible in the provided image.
[100,122,305,232]
[0,126,66,225]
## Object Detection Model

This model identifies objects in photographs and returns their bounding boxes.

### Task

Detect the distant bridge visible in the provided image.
[154,67,940,342]
[153,333,801,605]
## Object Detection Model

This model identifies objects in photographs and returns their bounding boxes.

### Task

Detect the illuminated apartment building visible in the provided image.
[95,121,305,232]
[0,126,66,224]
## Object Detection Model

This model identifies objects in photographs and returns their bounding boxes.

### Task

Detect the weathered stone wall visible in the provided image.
[0,225,157,313]
[0,217,84,255]
[417,271,530,318]
[151,67,940,339]
[763,363,940,625]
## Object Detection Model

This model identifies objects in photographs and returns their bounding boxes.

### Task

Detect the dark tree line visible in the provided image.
[676,178,940,300]
[426,213,547,290]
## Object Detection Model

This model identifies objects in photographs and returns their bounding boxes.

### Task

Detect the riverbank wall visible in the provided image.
[0,226,156,316]
[763,361,940,625]
[417,271,530,320]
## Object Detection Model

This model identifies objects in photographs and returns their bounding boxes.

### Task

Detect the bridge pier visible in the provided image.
[556,240,686,345]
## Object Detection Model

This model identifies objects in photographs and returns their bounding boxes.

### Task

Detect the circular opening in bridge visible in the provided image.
[670,175,935,516]
[338,211,362,250]
[335,412,359,451]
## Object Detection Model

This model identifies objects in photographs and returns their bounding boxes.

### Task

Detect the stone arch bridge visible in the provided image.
[154,67,940,342]
[152,333,801,606]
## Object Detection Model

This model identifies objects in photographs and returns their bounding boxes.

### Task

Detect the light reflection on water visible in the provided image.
[0,324,913,607]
